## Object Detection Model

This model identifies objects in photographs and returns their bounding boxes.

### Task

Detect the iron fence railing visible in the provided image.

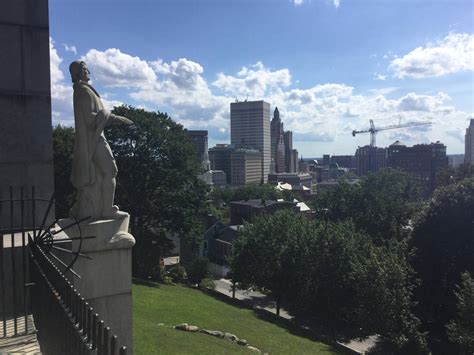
[1,186,128,355]
[30,242,128,355]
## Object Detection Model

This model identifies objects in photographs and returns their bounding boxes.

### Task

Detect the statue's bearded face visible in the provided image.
[79,63,90,82]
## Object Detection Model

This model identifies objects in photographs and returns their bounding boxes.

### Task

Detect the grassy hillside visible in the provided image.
[133,281,341,354]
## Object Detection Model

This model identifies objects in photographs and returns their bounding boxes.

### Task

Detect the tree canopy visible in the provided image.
[105,106,209,277]
[312,168,422,244]
[411,177,474,349]
[231,210,426,351]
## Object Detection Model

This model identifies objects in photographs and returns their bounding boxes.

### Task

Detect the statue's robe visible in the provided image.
[70,81,112,218]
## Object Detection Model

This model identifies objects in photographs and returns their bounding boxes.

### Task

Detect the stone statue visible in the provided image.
[69,61,132,220]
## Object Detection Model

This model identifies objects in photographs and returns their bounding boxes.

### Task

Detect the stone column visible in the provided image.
[0,0,54,228]
[58,216,135,353]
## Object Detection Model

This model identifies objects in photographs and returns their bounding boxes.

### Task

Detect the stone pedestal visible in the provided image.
[57,216,135,353]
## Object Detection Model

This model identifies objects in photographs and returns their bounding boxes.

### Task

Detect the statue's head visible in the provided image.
[69,61,90,83]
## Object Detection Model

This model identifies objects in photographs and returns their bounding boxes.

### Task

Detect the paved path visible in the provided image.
[214,278,292,319]
[0,315,41,354]
[214,278,378,354]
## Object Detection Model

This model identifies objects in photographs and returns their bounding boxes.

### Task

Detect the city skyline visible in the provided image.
[49,0,473,156]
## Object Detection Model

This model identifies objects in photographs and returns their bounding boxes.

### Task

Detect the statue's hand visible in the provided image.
[112,114,133,125]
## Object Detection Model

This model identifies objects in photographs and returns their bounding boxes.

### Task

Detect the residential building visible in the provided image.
[230,149,262,186]
[230,199,297,225]
[230,100,270,183]
[355,146,386,175]
[387,140,448,192]
[465,119,474,165]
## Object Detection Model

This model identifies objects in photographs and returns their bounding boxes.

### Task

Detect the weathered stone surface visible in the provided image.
[187,325,199,332]
[198,329,214,335]
[209,330,225,338]
[247,346,262,353]
[175,323,188,331]
[224,332,238,342]
[237,339,248,346]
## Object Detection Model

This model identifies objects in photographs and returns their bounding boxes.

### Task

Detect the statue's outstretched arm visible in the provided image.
[110,113,133,125]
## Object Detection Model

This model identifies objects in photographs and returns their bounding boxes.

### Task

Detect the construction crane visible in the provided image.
[352,119,432,147]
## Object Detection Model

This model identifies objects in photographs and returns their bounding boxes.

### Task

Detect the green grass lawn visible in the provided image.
[133,281,341,354]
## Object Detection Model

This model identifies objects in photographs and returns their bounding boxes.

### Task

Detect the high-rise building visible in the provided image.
[465,119,474,165]
[209,144,233,184]
[355,146,386,175]
[186,130,210,171]
[284,131,294,173]
[387,140,448,192]
[230,149,262,186]
[270,107,286,173]
[231,100,271,183]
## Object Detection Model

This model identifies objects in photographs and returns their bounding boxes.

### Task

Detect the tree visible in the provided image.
[436,163,474,188]
[446,272,474,354]
[105,105,209,278]
[230,210,312,315]
[411,178,474,349]
[52,125,75,218]
[312,168,422,244]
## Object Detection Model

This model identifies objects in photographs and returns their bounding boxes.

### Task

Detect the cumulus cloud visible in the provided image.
[397,92,452,112]
[82,48,157,88]
[49,44,469,153]
[63,43,77,55]
[50,38,73,124]
[213,62,291,98]
[390,33,474,78]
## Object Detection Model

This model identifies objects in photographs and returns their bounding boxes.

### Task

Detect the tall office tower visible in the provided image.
[465,119,474,165]
[187,130,210,171]
[230,100,271,183]
[209,144,234,184]
[231,149,262,186]
[292,149,299,173]
[355,146,387,176]
[270,107,286,173]
[284,131,294,172]
[387,140,448,192]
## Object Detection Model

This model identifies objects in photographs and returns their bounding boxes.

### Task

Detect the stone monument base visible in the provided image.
[57,216,135,353]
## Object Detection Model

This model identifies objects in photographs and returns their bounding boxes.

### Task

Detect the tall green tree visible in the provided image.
[52,125,75,217]
[446,272,474,354]
[411,178,474,350]
[230,210,312,315]
[105,105,209,277]
[313,168,421,244]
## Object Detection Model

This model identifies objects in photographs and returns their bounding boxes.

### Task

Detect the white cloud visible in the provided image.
[63,43,77,55]
[390,33,474,78]
[374,73,386,81]
[50,38,73,124]
[397,92,452,112]
[333,0,340,8]
[292,0,304,5]
[213,62,291,98]
[49,45,469,154]
[82,48,157,88]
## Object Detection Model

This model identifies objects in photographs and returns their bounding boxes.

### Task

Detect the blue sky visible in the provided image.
[49,0,473,156]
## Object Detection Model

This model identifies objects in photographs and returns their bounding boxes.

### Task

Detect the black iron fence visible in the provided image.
[1,186,128,355]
